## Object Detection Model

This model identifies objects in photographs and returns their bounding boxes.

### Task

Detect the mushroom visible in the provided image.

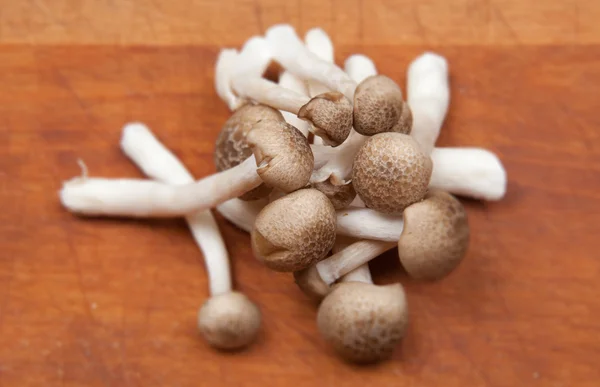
[231,74,352,147]
[310,54,376,185]
[251,188,337,272]
[295,190,469,295]
[311,179,356,210]
[352,132,433,214]
[317,276,409,363]
[120,122,261,350]
[214,104,285,201]
[353,75,412,136]
[60,118,313,217]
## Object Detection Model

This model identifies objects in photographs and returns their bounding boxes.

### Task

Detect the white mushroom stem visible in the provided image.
[60,155,262,217]
[278,71,310,137]
[215,49,242,111]
[305,28,334,100]
[215,37,273,112]
[232,36,273,80]
[217,198,266,233]
[266,24,357,100]
[305,28,333,146]
[407,52,450,156]
[430,147,506,200]
[120,123,231,296]
[337,208,403,242]
[340,264,373,284]
[317,240,395,285]
[232,75,312,115]
[310,54,376,183]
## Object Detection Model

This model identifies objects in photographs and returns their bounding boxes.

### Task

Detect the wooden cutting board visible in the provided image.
[1,1,599,386]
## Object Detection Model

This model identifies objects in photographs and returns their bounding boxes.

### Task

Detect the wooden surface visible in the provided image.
[1,1,600,386]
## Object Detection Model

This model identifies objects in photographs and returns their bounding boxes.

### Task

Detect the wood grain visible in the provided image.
[1,0,600,45]
[1,3,600,386]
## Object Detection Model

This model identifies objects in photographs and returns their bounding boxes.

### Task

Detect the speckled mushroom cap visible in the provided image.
[293,265,330,301]
[198,291,261,350]
[214,104,284,200]
[394,101,413,134]
[317,282,409,363]
[353,75,410,136]
[352,132,433,214]
[246,120,314,193]
[298,91,353,147]
[312,179,356,210]
[398,190,470,280]
[251,188,337,272]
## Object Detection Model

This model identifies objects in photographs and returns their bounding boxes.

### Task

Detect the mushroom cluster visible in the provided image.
[59,25,507,362]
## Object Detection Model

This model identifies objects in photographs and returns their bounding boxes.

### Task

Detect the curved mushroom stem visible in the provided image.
[310,54,376,184]
[407,52,450,157]
[215,49,242,111]
[266,24,357,100]
[120,123,262,350]
[60,155,263,217]
[120,123,232,295]
[232,36,273,81]
[215,37,273,111]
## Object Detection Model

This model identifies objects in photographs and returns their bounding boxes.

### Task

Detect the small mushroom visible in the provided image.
[352,132,433,214]
[317,281,409,363]
[232,75,352,147]
[251,188,337,272]
[120,123,262,350]
[310,54,377,187]
[214,104,285,201]
[398,190,469,280]
[60,119,313,217]
[311,178,356,210]
[198,291,261,350]
[353,75,412,136]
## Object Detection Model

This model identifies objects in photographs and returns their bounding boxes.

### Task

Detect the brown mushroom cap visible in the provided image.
[317,282,409,363]
[312,179,356,210]
[293,265,330,301]
[353,75,407,136]
[392,101,413,135]
[251,188,337,272]
[298,91,353,147]
[198,291,261,350]
[352,132,432,214]
[247,120,314,193]
[398,190,470,280]
[214,104,284,200]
